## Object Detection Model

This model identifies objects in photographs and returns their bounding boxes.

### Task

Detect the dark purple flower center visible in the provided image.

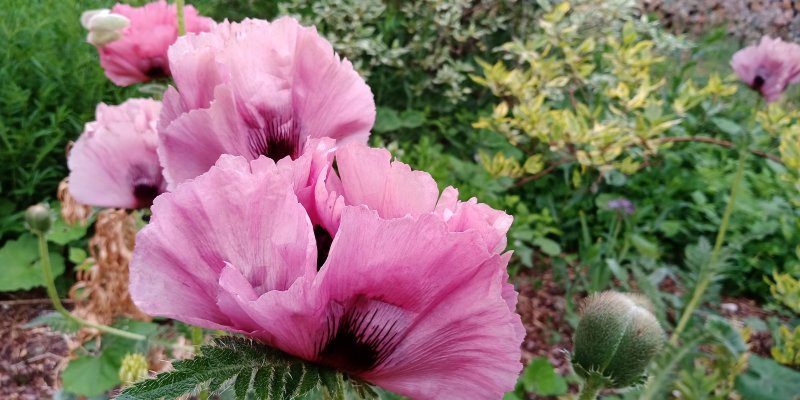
[129,164,164,209]
[316,298,406,373]
[133,183,161,208]
[145,64,167,79]
[752,75,766,90]
[247,114,301,161]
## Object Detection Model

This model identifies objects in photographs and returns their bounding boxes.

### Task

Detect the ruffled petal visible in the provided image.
[129,155,316,330]
[308,207,522,398]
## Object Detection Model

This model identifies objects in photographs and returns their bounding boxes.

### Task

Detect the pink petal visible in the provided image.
[435,186,513,254]
[129,155,316,330]
[316,144,440,233]
[307,207,523,398]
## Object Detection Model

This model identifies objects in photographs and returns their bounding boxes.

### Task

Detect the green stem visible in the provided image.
[36,233,146,341]
[668,148,748,346]
[578,376,603,400]
[176,0,185,36]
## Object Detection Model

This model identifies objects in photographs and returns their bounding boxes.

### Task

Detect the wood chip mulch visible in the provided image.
[0,300,68,400]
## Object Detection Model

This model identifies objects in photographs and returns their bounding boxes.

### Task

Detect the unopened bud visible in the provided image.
[25,204,53,235]
[80,9,129,46]
[571,291,665,389]
[119,353,149,385]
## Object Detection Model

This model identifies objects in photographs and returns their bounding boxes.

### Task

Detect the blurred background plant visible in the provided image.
[2,0,800,399]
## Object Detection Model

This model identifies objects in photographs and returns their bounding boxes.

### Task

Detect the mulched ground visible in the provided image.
[0,298,68,400]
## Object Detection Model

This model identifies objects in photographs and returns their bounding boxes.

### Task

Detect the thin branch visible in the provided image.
[511,158,574,188]
[656,136,783,164]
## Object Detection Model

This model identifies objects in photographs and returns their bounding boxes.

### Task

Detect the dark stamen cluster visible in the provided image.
[316,300,404,373]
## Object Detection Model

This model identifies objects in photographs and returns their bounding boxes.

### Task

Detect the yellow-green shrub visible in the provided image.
[472,1,737,180]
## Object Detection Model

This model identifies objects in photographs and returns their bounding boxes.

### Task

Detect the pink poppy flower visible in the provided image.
[84,1,214,86]
[68,98,166,209]
[130,153,523,399]
[157,17,375,189]
[731,36,800,102]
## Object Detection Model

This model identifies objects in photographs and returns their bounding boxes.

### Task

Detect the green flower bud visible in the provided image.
[25,204,53,235]
[571,291,665,389]
[119,353,149,386]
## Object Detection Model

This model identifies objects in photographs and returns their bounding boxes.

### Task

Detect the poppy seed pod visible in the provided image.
[25,204,53,235]
[572,291,665,389]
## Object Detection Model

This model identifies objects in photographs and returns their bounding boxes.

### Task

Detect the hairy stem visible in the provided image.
[577,375,603,400]
[669,148,748,345]
[176,0,185,36]
[192,326,209,400]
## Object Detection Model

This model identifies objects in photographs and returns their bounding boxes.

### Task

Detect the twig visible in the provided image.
[656,136,782,164]
[512,158,574,188]
[0,298,74,306]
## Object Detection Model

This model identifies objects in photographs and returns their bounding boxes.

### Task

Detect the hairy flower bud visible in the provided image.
[25,203,53,235]
[119,353,149,386]
[571,291,665,389]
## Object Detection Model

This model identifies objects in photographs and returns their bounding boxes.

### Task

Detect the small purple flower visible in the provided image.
[608,198,635,215]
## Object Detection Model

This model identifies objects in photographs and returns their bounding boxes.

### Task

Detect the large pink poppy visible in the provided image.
[84,1,214,86]
[129,149,523,399]
[157,17,375,189]
[731,36,800,102]
[67,98,166,209]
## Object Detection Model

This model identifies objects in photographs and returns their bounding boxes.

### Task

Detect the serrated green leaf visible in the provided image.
[254,367,271,399]
[234,368,254,399]
[120,336,330,400]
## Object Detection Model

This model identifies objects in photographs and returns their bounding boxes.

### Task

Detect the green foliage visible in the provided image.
[771,324,800,368]
[735,355,800,400]
[767,271,800,314]
[0,0,137,228]
[279,0,537,107]
[120,336,379,400]
[0,233,64,291]
[472,1,724,179]
[63,319,159,397]
[519,357,568,396]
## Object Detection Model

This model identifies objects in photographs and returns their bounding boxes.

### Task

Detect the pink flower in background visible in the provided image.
[130,152,523,399]
[157,17,375,189]
[68,98,166,209]
[731,36,800,102]
[83,1,214,86]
